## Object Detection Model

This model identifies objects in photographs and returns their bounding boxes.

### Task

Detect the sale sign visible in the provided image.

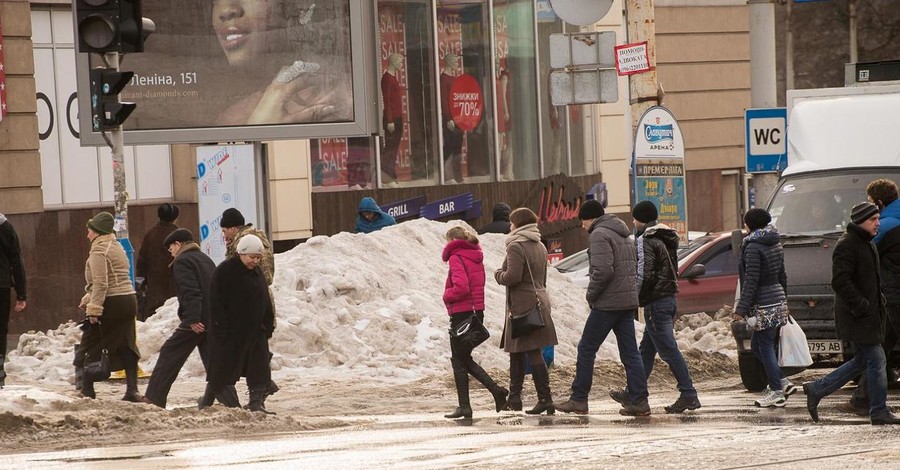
[449,74,483,131]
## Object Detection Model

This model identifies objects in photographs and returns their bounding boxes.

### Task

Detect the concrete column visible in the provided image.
[625,0,660,132]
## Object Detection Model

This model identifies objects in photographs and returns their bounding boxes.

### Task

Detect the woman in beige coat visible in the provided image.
[494,208,558,415]
[75,212,142,401]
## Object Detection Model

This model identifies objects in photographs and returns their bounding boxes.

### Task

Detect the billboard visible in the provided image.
[76,0,376,146]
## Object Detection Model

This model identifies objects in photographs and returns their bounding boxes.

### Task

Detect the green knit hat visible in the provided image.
[87,211,115,235]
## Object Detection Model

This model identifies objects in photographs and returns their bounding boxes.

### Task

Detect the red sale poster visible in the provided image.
[437,10,468,177]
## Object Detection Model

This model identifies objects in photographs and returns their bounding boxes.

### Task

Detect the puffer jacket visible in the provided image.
[637,222,679,306]
[876,199,900,305]
[585,214,638,310]
[833,223,886,344]
[355,197,397,234]
[735,225,787,316]
[442,239,486,315]
[81,233,137,317]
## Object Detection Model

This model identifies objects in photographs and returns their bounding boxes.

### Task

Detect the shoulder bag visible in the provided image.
[83,322,111,383]
[509,244,546,339]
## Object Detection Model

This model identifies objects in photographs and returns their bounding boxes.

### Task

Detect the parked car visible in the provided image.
[552,231,739,315]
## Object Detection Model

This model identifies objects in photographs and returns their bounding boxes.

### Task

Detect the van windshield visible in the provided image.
[768,171,900,235]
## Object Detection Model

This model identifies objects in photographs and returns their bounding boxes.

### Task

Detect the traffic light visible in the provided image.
[75,0,149,53]
[89,68,135,131]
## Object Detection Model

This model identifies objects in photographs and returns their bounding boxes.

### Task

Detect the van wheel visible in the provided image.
[739,353,768,392]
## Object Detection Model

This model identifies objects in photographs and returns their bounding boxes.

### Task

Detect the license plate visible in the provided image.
[808,340,843,354]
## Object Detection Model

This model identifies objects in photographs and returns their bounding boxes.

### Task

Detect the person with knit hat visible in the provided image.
[803,202,900,425]
[75,211,143,402]
[136,203,180,320]
[611,200,700,414]
[557,199,650,417]
[219,208,279,404]
[139,228,240,409]
[732,208,795,408]
[201,234,275,414]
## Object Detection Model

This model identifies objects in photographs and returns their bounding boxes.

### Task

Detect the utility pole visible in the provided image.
[625,0,662,132]
[105,52,130,241]
[748,0,779,208]
[849,0,858,64]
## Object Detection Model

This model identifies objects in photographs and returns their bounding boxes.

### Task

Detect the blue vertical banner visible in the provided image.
[633,106,688,243]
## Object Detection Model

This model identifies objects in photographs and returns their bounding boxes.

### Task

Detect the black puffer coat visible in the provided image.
[735,226,787,316]
[877,226,900,306]
[832,223,886,344]
[637,223,679,306]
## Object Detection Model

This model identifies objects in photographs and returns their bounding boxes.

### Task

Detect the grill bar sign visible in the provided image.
[614,41,651,76]
[420,193,474,220]
[380,196,426,221]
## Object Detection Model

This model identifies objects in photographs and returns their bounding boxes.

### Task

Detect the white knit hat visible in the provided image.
[236,234,264,255]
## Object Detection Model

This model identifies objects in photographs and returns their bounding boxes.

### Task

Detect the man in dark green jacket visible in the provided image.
[803,202,900,425]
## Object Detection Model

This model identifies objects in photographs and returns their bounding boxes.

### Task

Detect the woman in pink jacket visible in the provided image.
[442,226,509,419]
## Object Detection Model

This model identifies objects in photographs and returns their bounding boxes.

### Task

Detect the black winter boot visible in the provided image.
[81,377,96,399]
[74,365,84,392]
[525,363,555,415]
[469,361,508,413]
[197,384,216,410]
[247,387,275,414]
[216,385,242,408]
[505,357,525,411]
[445,361,472,419]
[122,360,143,402]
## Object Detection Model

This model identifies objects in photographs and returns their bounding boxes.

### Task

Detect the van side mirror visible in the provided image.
[682,264,706,279]
[731,229,744,256]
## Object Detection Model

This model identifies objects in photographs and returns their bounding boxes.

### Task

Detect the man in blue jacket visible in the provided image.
[356,197,397,234]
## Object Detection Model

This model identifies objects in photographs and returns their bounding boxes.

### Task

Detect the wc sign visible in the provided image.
[745,107,787,173]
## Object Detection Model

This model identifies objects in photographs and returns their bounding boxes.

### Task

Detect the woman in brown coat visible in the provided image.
[75,212,142,401]
[494,208,558,414]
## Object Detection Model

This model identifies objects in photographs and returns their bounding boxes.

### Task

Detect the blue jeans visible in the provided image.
[807,342,888,417]
[639,296,697,398]
[570,308,648,403]
[750,325,783,391]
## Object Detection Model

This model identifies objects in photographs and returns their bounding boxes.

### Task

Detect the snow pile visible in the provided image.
[7,219,736,384]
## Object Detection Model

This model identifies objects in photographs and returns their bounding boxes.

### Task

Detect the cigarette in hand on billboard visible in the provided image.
[275,60,321,84]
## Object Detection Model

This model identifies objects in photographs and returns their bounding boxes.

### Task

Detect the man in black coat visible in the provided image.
[141,229,239,408]
[630,200,700,413]
[803,202,900,425]
[200,234,274,413]
[0,212,27,388]
[478,203,511,235]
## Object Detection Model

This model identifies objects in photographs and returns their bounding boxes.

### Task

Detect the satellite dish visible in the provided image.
[550,0,614,27]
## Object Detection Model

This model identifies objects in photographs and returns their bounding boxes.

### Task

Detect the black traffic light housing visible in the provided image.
[75,0,148,53]
[90,68,136,131]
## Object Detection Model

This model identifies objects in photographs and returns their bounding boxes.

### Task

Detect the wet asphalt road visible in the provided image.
[5,388,900,469]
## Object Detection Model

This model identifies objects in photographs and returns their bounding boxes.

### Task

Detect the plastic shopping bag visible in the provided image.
[778,315,813,368]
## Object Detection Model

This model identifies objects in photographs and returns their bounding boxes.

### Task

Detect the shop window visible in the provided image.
[310,137,376,190]
[493,0,540,181]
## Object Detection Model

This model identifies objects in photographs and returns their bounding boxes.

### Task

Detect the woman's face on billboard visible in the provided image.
[212,0,287,66]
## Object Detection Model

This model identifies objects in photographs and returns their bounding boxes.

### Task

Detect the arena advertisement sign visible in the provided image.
[76,0,376,146]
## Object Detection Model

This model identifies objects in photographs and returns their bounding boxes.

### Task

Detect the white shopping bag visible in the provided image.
[778,315,814,368]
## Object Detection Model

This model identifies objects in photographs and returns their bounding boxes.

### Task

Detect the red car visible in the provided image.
[676,231,740,315]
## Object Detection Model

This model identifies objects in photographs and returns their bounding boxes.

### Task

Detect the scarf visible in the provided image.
[505,223,542,248]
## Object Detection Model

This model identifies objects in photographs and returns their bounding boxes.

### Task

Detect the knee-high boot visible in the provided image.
[122,357,143,402]
[526,363,555,415]
[505,356,525,411]
[444,359,472,419]
[468,361,509,412]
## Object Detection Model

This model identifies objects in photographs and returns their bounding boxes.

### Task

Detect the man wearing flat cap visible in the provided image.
[803,202,900,425]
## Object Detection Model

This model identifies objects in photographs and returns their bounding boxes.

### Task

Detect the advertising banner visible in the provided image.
[196,144,260,265]
[633,106,688,242]
[77,0,372,145]
[312,138,350,187]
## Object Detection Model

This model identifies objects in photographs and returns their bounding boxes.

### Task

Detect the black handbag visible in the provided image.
[450,313,490,350]
[83,348,111,383]
[509,244,546,339]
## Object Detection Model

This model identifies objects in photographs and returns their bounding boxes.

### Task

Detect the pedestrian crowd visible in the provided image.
[2,186,900,424]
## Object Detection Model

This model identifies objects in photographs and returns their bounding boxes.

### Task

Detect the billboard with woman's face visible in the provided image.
[76,0,375,145]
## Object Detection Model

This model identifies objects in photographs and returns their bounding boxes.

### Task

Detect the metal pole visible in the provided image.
[748,0,779,208]
[105,51,129,240]
[849,0,858,64]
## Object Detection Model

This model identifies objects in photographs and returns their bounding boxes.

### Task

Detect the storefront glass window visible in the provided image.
[437,1,495,184]
[494,0,540,181]
[310,137,376,189]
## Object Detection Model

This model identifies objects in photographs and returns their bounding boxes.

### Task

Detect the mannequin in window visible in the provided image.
[440,53,464,183]
[381,53,404,186]
[496,57,513,181]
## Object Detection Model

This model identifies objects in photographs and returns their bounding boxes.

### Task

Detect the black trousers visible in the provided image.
[145,327,211,408]
[0,288,9,355]
[382,118,403,179]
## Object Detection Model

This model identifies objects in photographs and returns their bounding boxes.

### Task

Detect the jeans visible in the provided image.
[808,342,888,417]
[570,308,648,403]
[851,304,900,406]
[639,296,697,398]
[751,325,783,391]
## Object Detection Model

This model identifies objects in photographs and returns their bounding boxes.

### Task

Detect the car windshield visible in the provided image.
[552,249,588,272]
[768,171,900,235]
[678,235,714,261]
